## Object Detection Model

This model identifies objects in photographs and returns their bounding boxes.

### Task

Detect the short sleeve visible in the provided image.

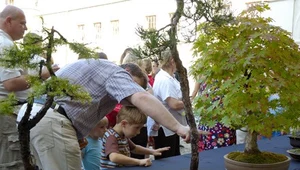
[105,69,144,103]
[0,67,22,82]
[156,78,178,102]
[104,135,120,157]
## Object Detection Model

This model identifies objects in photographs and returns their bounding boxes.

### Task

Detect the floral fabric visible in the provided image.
[198,123,236,152]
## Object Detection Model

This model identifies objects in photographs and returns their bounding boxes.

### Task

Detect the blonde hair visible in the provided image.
[98,117,108,127]
[141,58,152,74]
[123,53,139,65]
[117,106,147,125]
[159,49,173,69]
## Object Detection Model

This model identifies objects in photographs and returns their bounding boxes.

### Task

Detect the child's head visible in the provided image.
[116,106,147,138]
[89,117,108,139]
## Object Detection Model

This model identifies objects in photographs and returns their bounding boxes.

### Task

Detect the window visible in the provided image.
[146,15,156,30]
[6,0,14,4]
[246,0,277,7]
[94,22,102,41]
[77,24,85,42]
[111,20,119,36]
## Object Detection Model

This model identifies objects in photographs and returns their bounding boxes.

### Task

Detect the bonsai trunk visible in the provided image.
[244,131,261,154]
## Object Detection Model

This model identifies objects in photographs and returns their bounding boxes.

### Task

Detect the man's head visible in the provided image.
[0,5,27,41]
[116,106,147,138]
[98,52,108,60]
[120,63,148,89]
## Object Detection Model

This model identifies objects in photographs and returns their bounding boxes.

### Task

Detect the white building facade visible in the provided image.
[1,0,300,89]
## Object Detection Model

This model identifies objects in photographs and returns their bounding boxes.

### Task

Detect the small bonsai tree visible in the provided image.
[0,25,97,170]
[191,4,300,163]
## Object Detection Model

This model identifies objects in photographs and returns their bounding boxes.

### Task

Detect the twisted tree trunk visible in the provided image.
[170,1,199,169]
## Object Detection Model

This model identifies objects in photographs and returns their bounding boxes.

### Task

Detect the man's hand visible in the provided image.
[139,158,152,167]
[176,125,190,143]
[41,64,60,80]
[176,125,210,143]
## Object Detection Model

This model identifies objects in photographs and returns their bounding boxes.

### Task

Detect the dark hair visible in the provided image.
[120,63,147,89]
[98,52,108,59]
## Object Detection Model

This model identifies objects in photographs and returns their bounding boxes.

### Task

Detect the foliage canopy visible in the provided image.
[191,4,300,138]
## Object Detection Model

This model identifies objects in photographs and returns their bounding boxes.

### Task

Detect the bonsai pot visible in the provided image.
[288,135,300,148]
[287,148,300,161]
[224,154,291,170]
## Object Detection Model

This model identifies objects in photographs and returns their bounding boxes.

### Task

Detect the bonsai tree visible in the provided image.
[0,25,97,170]
[191,4,300,164]
[134,0,232,169]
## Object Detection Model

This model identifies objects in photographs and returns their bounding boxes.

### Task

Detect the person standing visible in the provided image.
[0,5,28,170]
[151,49,187,159]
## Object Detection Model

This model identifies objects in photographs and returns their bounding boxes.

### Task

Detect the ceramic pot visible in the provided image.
[288,135,300,148]
[287,148,300,161]
[224,154,291,170]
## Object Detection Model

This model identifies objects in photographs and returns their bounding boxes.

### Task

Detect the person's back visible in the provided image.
[54,59,144,139]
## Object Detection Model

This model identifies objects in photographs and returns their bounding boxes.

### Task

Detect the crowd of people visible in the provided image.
[0,4,282,170]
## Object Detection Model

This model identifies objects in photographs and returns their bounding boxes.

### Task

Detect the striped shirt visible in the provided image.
[54,59,144,139]
[100,128,135,169]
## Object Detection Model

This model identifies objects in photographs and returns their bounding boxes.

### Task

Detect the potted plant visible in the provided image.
[287,148,300,161]
[288,127,300,148]
[191,4,300,170]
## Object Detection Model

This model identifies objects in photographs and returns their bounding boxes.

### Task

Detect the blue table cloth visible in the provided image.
[113,136,300,170]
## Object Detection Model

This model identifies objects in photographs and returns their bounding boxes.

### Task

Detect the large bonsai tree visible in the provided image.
[191,4,300,161]
[0,25,96,170]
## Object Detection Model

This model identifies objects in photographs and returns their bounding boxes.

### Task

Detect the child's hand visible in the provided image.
[79,138,88,150]
[139,158,152,167]
[151,147,170,156]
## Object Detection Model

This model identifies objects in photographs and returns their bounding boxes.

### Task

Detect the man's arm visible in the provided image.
[127,91,190,142]
[166,97,184,110]
[3,65,60,92]
[3,75,29,92]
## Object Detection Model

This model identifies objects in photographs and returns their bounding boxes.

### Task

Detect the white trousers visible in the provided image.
[27,105,81,170]
[236,127,247,144]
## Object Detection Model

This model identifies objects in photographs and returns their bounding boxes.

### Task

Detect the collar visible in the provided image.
[159,69,175,79]
[0,29,13,41]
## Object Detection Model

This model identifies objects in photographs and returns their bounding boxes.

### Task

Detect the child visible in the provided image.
[82,117,108,170]
[100,106,170,169]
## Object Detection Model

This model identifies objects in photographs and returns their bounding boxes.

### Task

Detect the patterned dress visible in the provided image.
[198,123,236,152]
[197,82,236,152]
